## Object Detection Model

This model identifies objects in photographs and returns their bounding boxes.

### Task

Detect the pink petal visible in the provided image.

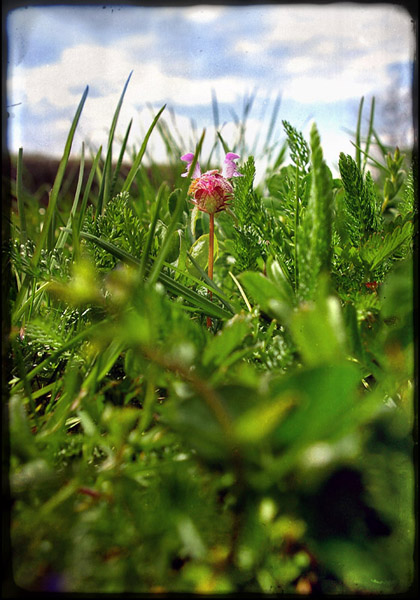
[222,152,243,178]
[181,153,201,178]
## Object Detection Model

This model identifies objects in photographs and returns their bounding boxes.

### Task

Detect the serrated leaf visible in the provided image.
[359,221,413,270]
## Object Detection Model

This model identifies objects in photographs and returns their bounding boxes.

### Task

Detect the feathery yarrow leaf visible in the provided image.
[297,123,334,301]
[338,153,382,245]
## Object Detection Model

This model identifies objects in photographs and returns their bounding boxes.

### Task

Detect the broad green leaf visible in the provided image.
[290,292,346,367]
[267,362,380,477]
[239,271,292,321]
[202,313,252,367]
[186,233,219,277]
[317,540,392,593]
[234,392,296,443]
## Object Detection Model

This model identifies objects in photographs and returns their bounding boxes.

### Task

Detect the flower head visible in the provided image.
[181,152,242,214]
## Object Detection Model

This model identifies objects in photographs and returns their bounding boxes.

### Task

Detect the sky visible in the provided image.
[5,2,416,178]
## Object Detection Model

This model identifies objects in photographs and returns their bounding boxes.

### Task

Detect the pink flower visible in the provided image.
[222,153,242,178]
[180,153,202,179]
[181,152,242,214]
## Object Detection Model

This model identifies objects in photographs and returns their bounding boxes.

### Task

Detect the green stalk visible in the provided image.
[207,213,215,329]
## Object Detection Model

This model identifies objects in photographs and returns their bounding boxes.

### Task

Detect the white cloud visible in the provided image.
[6,3,414,168]
[8,39,253,116]
[283,74,370,104]
[263,3,413,52]
[234,40,262,55]
[182,5,227,23]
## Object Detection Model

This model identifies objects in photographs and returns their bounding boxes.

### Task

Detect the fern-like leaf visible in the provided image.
[297,123,334,301]
[338,153,381,245]
[83,191,145,272]
[232,157,271,271]
[359,221,413,271]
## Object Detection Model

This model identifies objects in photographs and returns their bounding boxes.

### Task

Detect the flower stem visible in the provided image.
[207,213,214,328]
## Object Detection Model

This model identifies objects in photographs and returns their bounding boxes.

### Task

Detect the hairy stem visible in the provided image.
[207,213,215,328]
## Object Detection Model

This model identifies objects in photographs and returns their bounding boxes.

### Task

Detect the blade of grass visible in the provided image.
[350,141,388,173]
[217,131,230,155]
[355,96,364,171]
[362,97,375,175]
[12,86,89,323]
[10,320,105,393]
[16,148,27,245]
[96,71,133,216]
[164,258,236,313]
[229,271,252,312]
[77,145,103,234]
[264,93,282,152]
[109,118,133,199]
[372,128,390,158]
[121,105,166,194]
[13,282,51,324]
[56,142,85,249]
[138,182,167,280]
[62,229,232,319]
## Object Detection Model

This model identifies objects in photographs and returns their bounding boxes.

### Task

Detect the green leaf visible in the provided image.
[317,540,392,593]
[338,153,381,246]
[186,233,219,278]
[269,362,378,464]
[239,271,292,321]
[290,279,347,367]
[297,123,334,301]
[234,391,296,444]
[359,221,413,270]
[202,313,252,368]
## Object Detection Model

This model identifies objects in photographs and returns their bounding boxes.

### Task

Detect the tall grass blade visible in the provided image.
[12,86,89,324]
[10,320,105,393]
[355,96,364,171]
[64,228,231,319]
[362,97,376,175]
[109,118,133,199]
[16,148,27,245]
[96,71,133,216]
[56,143,85,249]
[77,145,103,234]
[122,105,166,194]
[138,182,167,280]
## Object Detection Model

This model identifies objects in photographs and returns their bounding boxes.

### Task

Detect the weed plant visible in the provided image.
[4,77,416,595]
